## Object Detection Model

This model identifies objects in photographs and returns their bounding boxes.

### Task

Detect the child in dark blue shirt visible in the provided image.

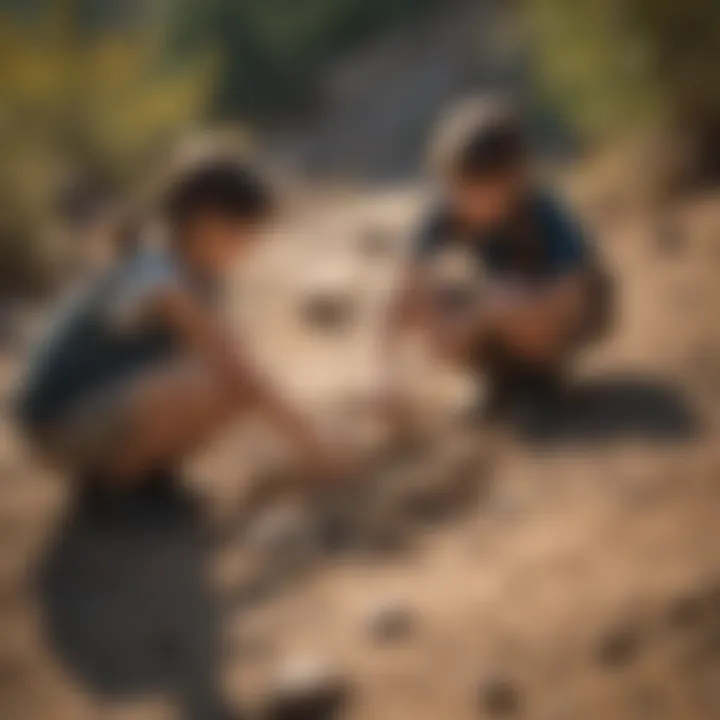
[386,99,612,418]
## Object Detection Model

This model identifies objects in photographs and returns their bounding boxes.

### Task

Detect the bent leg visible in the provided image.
[108,359,244,481]
[24,358,250,486]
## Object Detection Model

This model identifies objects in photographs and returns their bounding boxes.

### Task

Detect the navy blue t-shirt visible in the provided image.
[15,247,204,428]
[413,193,590,281]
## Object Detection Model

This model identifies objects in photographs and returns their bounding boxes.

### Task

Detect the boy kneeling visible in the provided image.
[387,100,613,420]
[16,158,341,489]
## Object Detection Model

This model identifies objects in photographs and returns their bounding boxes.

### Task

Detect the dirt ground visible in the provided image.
[0,186,719,720]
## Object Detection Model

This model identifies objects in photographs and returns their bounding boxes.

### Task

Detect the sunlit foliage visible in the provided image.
[0,1,213,293]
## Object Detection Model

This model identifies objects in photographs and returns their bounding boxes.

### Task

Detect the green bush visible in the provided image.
[523,0,720,175]
[172,0,441,118]
[0,7,212,295]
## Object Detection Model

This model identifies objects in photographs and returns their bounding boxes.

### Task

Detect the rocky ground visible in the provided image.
[0,186,719,720]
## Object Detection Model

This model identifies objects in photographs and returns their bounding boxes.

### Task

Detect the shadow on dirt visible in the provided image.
[38,480,234,720]
[516,374,700,445]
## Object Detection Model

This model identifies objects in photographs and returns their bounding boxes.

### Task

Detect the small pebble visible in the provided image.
[300,294,355,333]
[596,626,640,670]
[365,599,415,642]
[481,677,522,717]
[246,504,319,570]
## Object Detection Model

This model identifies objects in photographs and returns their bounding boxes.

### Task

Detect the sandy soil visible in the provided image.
[0,188,719,720]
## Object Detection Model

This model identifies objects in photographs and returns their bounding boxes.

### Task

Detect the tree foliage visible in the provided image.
[523,0,720,165]
[171,0,440,118]
[0,1,213,293]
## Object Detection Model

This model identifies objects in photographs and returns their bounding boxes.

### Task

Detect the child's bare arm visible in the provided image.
[153,289,343,480]
[424,271,590,364]
[484,272,591,360]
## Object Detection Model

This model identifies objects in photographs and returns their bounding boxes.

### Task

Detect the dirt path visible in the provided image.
[0,189,718,719]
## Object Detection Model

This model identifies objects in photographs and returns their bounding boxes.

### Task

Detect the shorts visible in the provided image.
[23,381,136,471]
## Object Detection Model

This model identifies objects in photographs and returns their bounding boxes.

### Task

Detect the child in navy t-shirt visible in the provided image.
[385,99,613,418]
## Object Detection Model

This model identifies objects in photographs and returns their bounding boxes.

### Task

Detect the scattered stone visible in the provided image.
[262,656,350,720]
[246,504,319,571]
[296,260,360,335]
[481,677,522,717]
[300,292,356,333]
[393,456,483,527]
[315,512,359,556]
[596,626,641,670]
[365,599,415,642]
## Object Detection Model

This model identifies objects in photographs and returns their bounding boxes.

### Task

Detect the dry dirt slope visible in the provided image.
[0,188,719,720]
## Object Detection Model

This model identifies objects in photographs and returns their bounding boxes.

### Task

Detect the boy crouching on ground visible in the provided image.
[16,158,342,491]
[385,99,613,422]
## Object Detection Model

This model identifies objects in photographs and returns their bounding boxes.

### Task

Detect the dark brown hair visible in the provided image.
[162,158,274,229]
[431,98,525,181]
